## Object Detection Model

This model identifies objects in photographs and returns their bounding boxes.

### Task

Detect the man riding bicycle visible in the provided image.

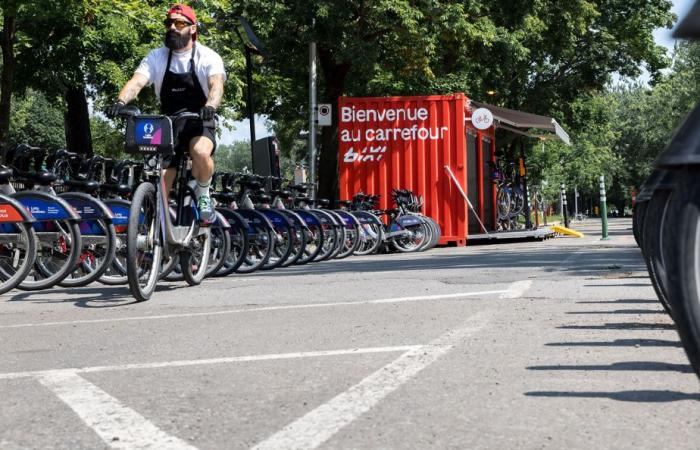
[106,3,225,223]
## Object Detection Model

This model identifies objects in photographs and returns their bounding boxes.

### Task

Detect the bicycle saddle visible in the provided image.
[250,193,272,204]
[212,192,236,203]
[315,198,331,207]
[65,179,100,191]
[0,165,12,182]
[338,200,353,207]
[270,190,292,199]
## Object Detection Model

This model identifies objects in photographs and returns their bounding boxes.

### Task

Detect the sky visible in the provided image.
[221,0,698,146]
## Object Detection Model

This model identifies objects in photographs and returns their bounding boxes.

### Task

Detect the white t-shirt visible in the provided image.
[135,44,226,101]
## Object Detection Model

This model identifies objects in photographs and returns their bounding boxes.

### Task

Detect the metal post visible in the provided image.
[308,41,317,200]
[520,144,532,230]
[574,185,579,219]
[600,175,609,240]
[560,183,569,228]
[245,47,256,157]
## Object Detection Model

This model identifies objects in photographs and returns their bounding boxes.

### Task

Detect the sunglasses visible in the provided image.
[163,18,193,30]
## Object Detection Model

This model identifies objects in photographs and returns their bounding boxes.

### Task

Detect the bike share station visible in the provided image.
[337,93,571,245]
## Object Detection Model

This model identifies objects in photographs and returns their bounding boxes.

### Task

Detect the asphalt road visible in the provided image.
[1,218,698,450]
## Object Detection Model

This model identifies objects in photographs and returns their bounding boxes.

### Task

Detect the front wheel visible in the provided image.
[127,182,163,302]
[181,230,212,286]
[0,223,37,295]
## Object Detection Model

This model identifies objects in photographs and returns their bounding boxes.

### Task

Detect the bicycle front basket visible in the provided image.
[125,115,174,156]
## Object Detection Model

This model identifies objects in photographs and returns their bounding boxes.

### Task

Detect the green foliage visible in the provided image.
[7,90,66,150]
[90,117,125,158]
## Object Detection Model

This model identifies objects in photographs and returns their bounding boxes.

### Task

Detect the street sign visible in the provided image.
[471,108,493,130]
[317,104,332,126]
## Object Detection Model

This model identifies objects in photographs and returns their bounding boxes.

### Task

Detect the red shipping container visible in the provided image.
[338,93,495,246]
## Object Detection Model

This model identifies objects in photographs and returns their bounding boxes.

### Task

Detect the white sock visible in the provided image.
[195,179,211,198]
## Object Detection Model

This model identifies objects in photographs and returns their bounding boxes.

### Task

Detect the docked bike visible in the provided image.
[119,107,211,301]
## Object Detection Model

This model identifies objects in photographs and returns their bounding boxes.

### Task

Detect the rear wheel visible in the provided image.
[181,230,211,286]
[127,182,162,302]
[205,225,231,277]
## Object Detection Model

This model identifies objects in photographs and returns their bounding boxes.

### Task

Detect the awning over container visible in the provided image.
[470,100,571,146]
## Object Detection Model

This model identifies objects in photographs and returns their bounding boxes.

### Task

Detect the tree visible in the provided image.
[226,0,674,200]
[7,89,66,150]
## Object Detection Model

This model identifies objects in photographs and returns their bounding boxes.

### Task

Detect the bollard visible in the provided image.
[560,183,569,228]
[600,175,609,240]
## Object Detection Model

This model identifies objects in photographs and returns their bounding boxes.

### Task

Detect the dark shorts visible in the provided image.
[162,118,217,170]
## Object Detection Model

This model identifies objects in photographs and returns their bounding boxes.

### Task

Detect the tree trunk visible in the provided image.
[316,48,350,203]
[64,84,93,156]
[0,13,17,147]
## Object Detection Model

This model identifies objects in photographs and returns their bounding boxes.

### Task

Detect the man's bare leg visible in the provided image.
[189,136,215,221]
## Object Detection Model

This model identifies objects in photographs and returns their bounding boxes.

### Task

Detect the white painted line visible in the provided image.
[0,346,420,381]
[251,310,491,450]
[500,280,533,299]
[38,371,196,450]
[0,289,509,330]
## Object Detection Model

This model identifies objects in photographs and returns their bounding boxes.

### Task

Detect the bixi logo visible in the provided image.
[143,123,154,139]
[343,146,388,163]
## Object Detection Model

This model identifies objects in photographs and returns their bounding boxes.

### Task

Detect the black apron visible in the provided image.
[159,45,207,115]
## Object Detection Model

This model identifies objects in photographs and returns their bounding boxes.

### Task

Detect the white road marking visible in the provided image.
[0,346,420,381]
[500,280,533,299]
[0,289,509,330]
[38,371,196,450]
[251,310,491,450]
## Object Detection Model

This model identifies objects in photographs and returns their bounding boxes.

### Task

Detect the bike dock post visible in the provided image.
[560,183,569,229]
[599,175,609,240]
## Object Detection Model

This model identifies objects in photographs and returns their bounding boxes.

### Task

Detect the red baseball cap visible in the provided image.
[167,4,197,39]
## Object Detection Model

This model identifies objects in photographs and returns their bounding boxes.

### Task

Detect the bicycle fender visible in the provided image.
[396,215,425,227]
[234,209,275,231]
[277,209,310,231]
[311,209,338,226]
[215,207,249,230]
[212,210,231,229]
[102,199,130,227]
[260,209,295,229]
[0,193,35,223]
[334,210,361,228]
[59,192,114,222]
[11,191,80,221]
[349,211,383,226]
[293,209,321,227]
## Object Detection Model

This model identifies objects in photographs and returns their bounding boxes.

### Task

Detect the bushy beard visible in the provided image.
[164,30,190,50]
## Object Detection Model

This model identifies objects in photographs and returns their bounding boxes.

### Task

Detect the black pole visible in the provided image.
[520,142,532,229]
[245,47,256,157]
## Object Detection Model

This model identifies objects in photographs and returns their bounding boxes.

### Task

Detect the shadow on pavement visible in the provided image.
[545,339,682,348]
[524,390,700,402]
[4,284,183,308]
[565,309,665,315]
[527,361,694,373]
[577,299,660,304]
[557,322,676,331]
[248,245,647,278]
